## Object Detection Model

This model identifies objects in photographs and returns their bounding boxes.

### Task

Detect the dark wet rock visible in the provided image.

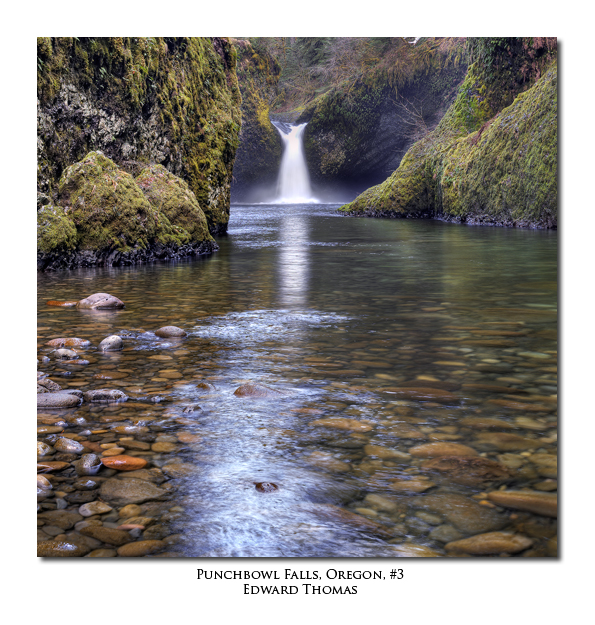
[76,293,125,309]
[154,326,187,338]
[99,477,168,506]
[98,335,123,351]
[410,493,508,534]
[487,490,557,518]
[234,382,284,398]
[37,540,91,557]
[421,456,513,486]
[196,382,216,391]
[46,337,91,348]
[37,391,81,408]
[64,490,98,504]
[445,531,534,555]
[83,389,128,403]
[255,482,278,493]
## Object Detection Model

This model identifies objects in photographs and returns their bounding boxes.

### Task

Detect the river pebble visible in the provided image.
[445,531,534,555]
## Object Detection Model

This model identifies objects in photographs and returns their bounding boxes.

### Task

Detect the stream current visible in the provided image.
[37,204,558,557]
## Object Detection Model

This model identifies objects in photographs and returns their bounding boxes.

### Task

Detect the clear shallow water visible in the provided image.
[37,204,557,557]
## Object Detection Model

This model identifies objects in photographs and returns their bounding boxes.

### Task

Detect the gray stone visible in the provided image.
[98,335,123,351]
[83,389,128,403]
[76,293,125,309]
[154,326,187,338]
[37,392,82,409]
[99,477,168,506]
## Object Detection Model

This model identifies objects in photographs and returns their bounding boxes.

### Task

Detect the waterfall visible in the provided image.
[272,121,318,203]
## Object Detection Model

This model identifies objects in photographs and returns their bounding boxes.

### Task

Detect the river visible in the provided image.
[37,203,557,557]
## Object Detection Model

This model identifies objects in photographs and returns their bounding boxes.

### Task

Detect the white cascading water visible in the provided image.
[271,121,318,203]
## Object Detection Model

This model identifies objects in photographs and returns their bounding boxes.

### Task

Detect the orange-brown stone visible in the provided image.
[101,455,148,471]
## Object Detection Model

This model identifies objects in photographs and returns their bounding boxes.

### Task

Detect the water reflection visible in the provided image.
[277,209,311,308]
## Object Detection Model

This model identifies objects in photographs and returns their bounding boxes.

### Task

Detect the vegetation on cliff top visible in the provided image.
[340,37,557,228]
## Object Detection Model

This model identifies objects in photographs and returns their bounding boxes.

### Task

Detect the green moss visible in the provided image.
[136,164,213,244]
[37,204,78,254]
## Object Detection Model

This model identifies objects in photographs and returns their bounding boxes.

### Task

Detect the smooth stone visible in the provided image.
[53,438,85,454]
[37,393,82,409]
[98,335,123,351]
[309,418,373,432]
[389,478,435,493]
[37,378,62,393]
[120,468,166,484]
[116,540,165,557]
[54,348,79,360]
[410,493,508,534]
[429,524,465,543]
[409,442,479,458]
[101,455,148,471]
[154,326,187,338]
[37,540,91,557]
[37,461,69,472]
[473,432,541,451]
[72,454,102,476]
[99,478,167,505]
[76,293,125,309]
[151,442,177,453]
[37,425,64,434]
[102,447,126,457]
[83,389,128,403]
[196,382,216,391]
[421,456,512,486]
[445,532,534,555]
[529,454,557,478]
[459,417,515,430]
[385,423,426,439]
[85,549,117,557]
[388,544,442,557]
[79,526,135,546]
[363,445,411,461]
[37,510,84,530]
[118,504,143,518]
[487,490,557,517]
[310,504,393,539]
[255,482,279,493]
[79,501,113,517]
[46,300,78,307]
[46,338,91,348]
[233,383,284,398]
[37,441,54,456]
[161,462,196,478]
[363,494,400,512]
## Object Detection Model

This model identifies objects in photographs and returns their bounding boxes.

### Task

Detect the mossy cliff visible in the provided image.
[230,39,283,202]
[299,39,467,192]
[37,37,241,240]
[340,38,557,228]
[38,151,216,271]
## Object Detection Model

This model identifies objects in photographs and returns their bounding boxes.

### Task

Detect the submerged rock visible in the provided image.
[101,456,148,472]
[233,383,284,398]
[99,477,168,506]
[37,540,91,557]
[487,490,557,518]
[98,335,124,351]
[445,532,534,555]
[409,442,479,458]
[421,456,512,486]
[154,326,187,338]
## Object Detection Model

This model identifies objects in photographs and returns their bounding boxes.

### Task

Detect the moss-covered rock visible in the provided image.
[37,151,217,270]
[231,39,283,202]
[37,37,241,236]
[341,38,557,228]
[136,164,213,243]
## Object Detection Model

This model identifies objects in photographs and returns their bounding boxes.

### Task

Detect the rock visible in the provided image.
[117,540,166,557]
[118,504,144,518]
[37,540,91,557]
[487,490,557,517]
[98,335,123,351]
[37,441,54,456]
[445,532,534,555]
[233,382,284,398]
[389,478,435,493]
[76,293,125,309]
[37,475,53,496]
[46,300,78,307]
[37,425,64,434]
[310,504,394,539]
[101,455,148,471]
[99,477,168,506]
[388,544,443,557]
[409,442,479,458]
[79,526,135,546]
[79,501,113,517]
[37,378,62,392]
[46,338,91,348]
[37,392,82,409]
[429,524,465,543]
[54,348,79,359]
[83,389,128,403]
[72,454,102,476]
[459,417,515,429]
[309,418,373,432]
[363,494,400,512]
[162,463,196,478]
[37,510,83,530]
[53,437,85,454]
[421,456,512,486]
[381,387,458,403]
[363,445,411,461]
[37,461,69,472]
[472,432,542,451]
[154,326,187,338]
[151,442,177,453]
[410,493,508,534]
[530,453,557,478]
[255,482,278,493]
[120,468,166,484]
[196,382,216,391]
[86,549,118,557]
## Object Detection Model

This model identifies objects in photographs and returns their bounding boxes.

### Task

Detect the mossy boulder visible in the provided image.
[136,164,212,244]
[37,151,217,270]
[37,37,241,236]
[341,39,557,228]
